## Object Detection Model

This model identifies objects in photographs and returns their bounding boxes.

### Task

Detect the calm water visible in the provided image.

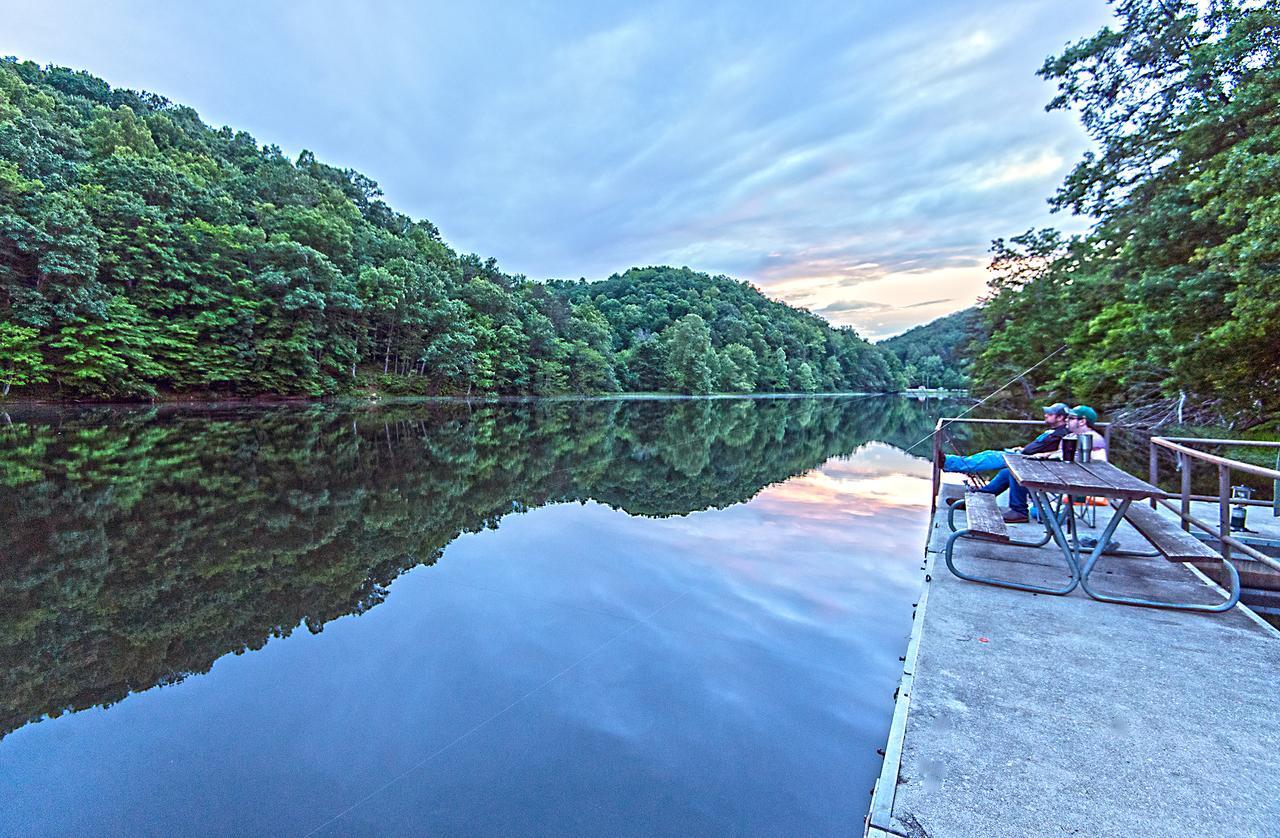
[0,395,957,836]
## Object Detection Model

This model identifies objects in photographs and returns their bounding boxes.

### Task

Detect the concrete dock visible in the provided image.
[867,486,1280,837]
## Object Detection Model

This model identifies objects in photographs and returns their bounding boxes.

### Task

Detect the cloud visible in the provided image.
[2,0,1114,337]
[812,299,888,316]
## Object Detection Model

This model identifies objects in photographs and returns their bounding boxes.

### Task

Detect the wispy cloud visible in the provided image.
[903,298,956,309]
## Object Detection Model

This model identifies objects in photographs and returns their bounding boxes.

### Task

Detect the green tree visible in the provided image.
[663,314,715,394]
[620,331,668,392]
[972,1,1280,424]
[48,296,164,396]
[916,356,945,389]
[793,361,818,392]
[716,343,758,392]
[566,341,619,393]
[0,323,51,396]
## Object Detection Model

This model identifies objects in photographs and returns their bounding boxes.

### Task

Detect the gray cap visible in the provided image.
[1042,402,1070,416]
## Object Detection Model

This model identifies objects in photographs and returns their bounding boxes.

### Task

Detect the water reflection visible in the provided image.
[0,395,956,836]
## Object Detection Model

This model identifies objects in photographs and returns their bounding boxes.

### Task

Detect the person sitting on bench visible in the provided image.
[936,402,1071,524]
[938,402,1071,473]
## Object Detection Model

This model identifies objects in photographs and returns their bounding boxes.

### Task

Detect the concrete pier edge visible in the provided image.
[863,497,1278,837]
[865,542,936,837]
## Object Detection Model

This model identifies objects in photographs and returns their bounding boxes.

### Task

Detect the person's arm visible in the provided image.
[1021,427,1066,457]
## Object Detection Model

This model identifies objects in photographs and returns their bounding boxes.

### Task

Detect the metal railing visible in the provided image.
[927,419,1280,573]
[1149,436,1280,572]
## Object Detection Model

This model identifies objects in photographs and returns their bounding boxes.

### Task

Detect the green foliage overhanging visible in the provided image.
[972,0,1280,426]
[0,59,903,399]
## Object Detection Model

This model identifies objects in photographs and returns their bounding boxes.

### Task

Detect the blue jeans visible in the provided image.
[976,467,1029,516]
[944,449,1008,474]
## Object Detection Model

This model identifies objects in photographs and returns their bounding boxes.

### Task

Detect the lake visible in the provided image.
[0,395,959,836]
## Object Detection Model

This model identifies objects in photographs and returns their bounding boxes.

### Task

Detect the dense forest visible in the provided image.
[0,59,902,400]
[0,395,944,737]
[971,0,1279,427]
[878,308,977,390]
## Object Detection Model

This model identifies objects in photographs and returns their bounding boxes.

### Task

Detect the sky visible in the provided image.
[2,0,1115,339]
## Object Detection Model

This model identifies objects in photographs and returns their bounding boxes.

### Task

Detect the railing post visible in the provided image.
[1218,464,1232,562]
[1180,452,1192,532]
[1149,440,1159,510]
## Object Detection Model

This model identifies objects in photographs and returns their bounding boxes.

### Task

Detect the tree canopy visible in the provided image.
[972,0,1280,426]
[0,59,904,399]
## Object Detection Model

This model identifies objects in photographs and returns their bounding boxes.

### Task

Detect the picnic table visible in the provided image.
[1005,453,1156,585]
[943,454,1240,612]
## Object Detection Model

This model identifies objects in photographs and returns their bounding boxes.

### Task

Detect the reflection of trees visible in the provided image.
[0,396,952,738]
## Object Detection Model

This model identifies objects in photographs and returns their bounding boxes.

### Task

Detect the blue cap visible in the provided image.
[1042,402,1069,416]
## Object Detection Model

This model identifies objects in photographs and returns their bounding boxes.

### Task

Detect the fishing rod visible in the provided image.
[903,344,1069,455]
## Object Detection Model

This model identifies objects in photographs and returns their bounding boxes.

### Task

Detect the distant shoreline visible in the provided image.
[0,390,973,411]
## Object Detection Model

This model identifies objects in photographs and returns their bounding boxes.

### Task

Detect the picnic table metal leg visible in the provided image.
[944,488,1080,596]
[1079,499,1131,578]
[1077,500,1243,612]
[1037,489,1082,579]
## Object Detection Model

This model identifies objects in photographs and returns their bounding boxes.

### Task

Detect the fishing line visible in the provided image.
[300,588,691,838]
[902,344,1069,454]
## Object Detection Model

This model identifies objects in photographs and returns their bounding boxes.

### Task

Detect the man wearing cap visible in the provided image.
[1065,405,1107,461]
[938,402,1072,473]
[937,402,1072,523]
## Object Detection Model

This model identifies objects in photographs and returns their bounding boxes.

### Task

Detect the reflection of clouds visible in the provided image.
[761,469,928,511]
[435,438,933,652]
[761,442,933,511]
[608,441,931,629]
[0,428,938,834]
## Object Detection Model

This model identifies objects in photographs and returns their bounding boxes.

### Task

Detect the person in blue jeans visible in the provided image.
[937,402,1071,523]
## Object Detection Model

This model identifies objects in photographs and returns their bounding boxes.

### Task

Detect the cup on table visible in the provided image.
[1078,433,1094,462]
[1061,434,1079,462]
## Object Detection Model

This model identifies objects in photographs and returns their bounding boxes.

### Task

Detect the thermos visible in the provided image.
[1078,433,1094,463]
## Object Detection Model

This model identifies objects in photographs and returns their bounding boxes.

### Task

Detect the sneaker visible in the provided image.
[1002,510,1030,524]
[1080,536,1121,553]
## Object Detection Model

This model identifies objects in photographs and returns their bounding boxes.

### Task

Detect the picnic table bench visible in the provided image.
[957,492,1008,542]
[944,454,1241,612]
[1122,502,1225,563]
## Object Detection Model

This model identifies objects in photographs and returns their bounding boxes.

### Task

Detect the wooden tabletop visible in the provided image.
[1003,454,1164,500]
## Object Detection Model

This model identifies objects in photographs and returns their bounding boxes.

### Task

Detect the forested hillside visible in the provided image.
[878,308,977,389]
[561,266,899,394]
[973,1,1279,427]
[0,59,902,400]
